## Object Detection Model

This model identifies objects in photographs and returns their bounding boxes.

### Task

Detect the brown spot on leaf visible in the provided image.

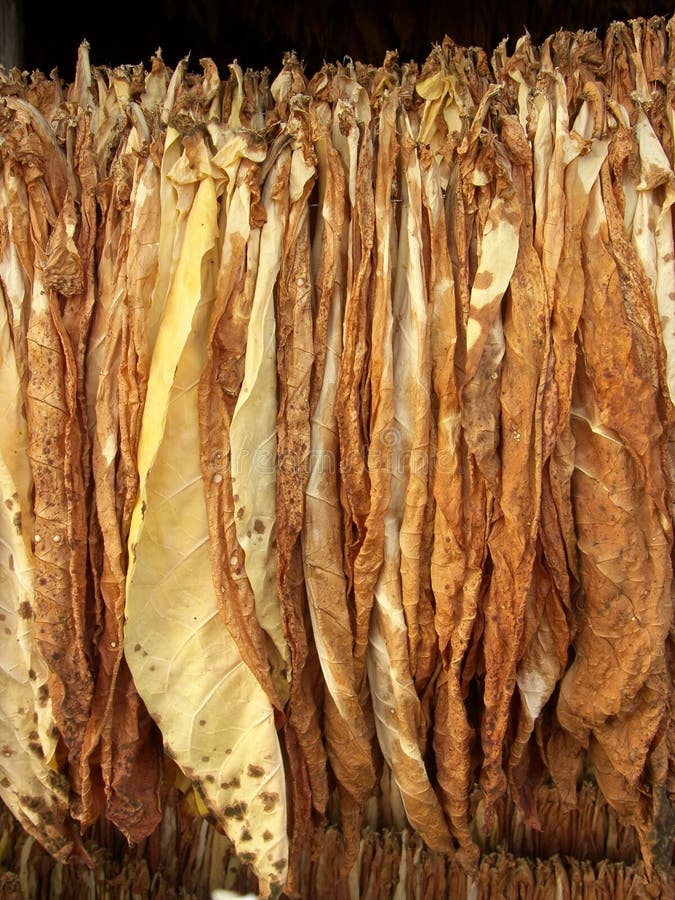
[253,519,265,534]
[199,719,206,726]
[224,801,247,820]
[260,791,279,812]
[8,556,13,572]
[18,601,32,619]
[239,852,256,864]
[46,770,61,789]
[205,774,215,784]
[473,270,494,291]
[220,777,241,789]
[241,829,252,841]
[37,685,48,701]
[12,512,21,534]
[134,644,141,652]
[273,859,287,873]
[4,498,12,509]
[247,764,265,778]
[201,755,210,763]
[262,829,273,841]
[28,669,36,681]
[237,508,244,519]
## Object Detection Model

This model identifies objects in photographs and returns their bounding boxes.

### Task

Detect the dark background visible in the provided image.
[9,0,675,78]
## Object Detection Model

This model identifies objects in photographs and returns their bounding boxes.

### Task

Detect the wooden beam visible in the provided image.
[0,0,23,69]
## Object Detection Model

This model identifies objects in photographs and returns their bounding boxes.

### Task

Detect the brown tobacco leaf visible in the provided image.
[422,145,478,863]
[199,137,283,712]
[302,106,376,810]
[223,133,316,893]
[23,71,65,127]
[428,109,496,859]
[0,99,95,817]
[82,120,163,842]
[119,131,166,534]
[56,112,99,664]
[41,194,84,299]
[30,272,92,813]
[617,110,675,532]
[335,118,374,651]
[110,123,165,840]
[558,172,672,874]
[352,92,397,697]
[229,141,292,687]
[458,116,523,816]
[60,103,103,481]
[535,86,610,800]
[508,552,568,824]
[80,120,133,833]
[0,276,75,860]
[526,79,576,784]
[480,115,548,818]
[396,115,433,687]
[448,96,510,782]
[275,114,329,825]
[361,91,451,854]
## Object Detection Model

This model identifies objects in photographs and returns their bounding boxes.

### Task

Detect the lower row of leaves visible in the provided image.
[0,782,663,899]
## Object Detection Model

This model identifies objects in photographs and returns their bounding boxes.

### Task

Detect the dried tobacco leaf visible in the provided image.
[0,283,73,860]
[456,104,523,815]
[558,170,672,874]
[274,116,330,887]
[481,115,549,821]
[0,98,95,818]
[303,104,375,809]
[199,134,283,710]
[396,112,433,687]
[229,145,292,678]
[126,140,288,897]
[362,91,451,853]
[83,115,163,841]
[539,88,611,801]
[335,117,374,685]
